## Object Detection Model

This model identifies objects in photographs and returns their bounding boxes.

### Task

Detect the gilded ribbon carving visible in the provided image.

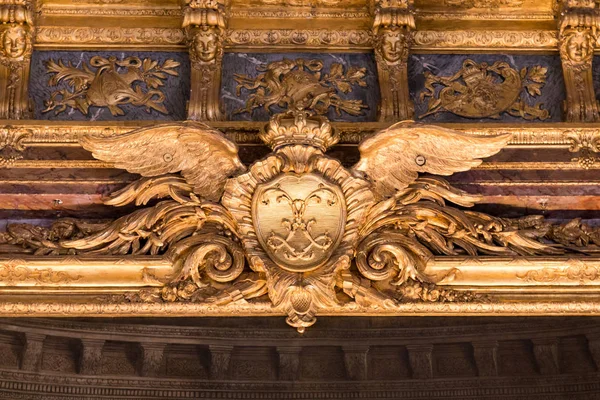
[558,2,600,122]
[0,0,34,119]
[183,0,226,121]
[372,0,415,121]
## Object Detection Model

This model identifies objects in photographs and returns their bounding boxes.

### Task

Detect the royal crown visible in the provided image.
[260,111,340,152]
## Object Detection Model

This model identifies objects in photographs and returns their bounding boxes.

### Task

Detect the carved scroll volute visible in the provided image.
[0,0,34,119]
[182,0,226,121]
[559,1,600,122]
[372,0,415,122]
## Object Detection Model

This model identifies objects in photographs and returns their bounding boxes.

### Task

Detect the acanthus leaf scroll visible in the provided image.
[2,111,600,331]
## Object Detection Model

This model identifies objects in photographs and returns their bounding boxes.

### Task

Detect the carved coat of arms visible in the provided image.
[13,104,568,331]
[2,106,588,329]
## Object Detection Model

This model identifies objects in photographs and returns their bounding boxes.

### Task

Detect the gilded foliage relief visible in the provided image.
[30,51,190,121]
[408,54,565,123]
[221,53,380,122]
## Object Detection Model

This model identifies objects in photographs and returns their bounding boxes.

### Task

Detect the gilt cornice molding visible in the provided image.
[32,27,563,51]
[229,9,371,19]
[224,29,372,49]
[416,11,555,21]
[39,6,183,17]
[412,30,558,51]
[2,298,600,317]
[35,27,186,49]
[1,120,599,147]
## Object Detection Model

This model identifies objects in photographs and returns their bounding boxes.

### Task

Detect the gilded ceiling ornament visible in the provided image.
[6,111,600,330]
[372,0,415,121]
[254,0,345,5]
[35,27,186,47]
[0,126,30,167]
[412,30,558,50]
[443,0,523,8]
[224,29,372,48]
[0,0,34,119]
[1,24,30,60]
[560,28,595,68]
[558,1,600,122]
[418,59,550,120]
[566,130,600,168]
[0,260,81,285]
[42,56,180,117]
[189,28,222,64]
[517,262,600,284]
[183,0,226,121]
[233,58,368,117]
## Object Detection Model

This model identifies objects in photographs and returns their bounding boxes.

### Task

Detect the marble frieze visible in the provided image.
[409,54,565,123]
[30,51,191,121]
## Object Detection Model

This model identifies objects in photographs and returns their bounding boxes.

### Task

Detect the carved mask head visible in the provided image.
[2,25,27,59]
[565,30,593,63]
[378,28,407,64]
[193,29,220,63]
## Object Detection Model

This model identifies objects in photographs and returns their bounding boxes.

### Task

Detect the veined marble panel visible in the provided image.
[409,54,564,123]
[30,51,190,121]
[590,56,600,106]
[221,52,380,122]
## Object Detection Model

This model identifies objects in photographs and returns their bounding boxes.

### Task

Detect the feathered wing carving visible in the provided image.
[353,121,511,198]
[80,122,245,202]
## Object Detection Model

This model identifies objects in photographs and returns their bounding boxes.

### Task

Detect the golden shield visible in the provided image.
[252,173,346,272]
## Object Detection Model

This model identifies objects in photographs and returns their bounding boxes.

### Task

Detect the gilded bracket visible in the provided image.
[559,0,600,122]
[183,0,226,121]
[0,0,33,120]
[372,0,415,122]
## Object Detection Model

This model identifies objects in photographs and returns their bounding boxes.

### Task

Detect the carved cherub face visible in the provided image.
[379,28,407,64]
[193,30,219,63]
[2,25,27,59]
[566,31,593,63]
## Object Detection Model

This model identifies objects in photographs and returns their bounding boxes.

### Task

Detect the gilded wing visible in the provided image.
[353,121,511,198]
[80,122,245,201]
